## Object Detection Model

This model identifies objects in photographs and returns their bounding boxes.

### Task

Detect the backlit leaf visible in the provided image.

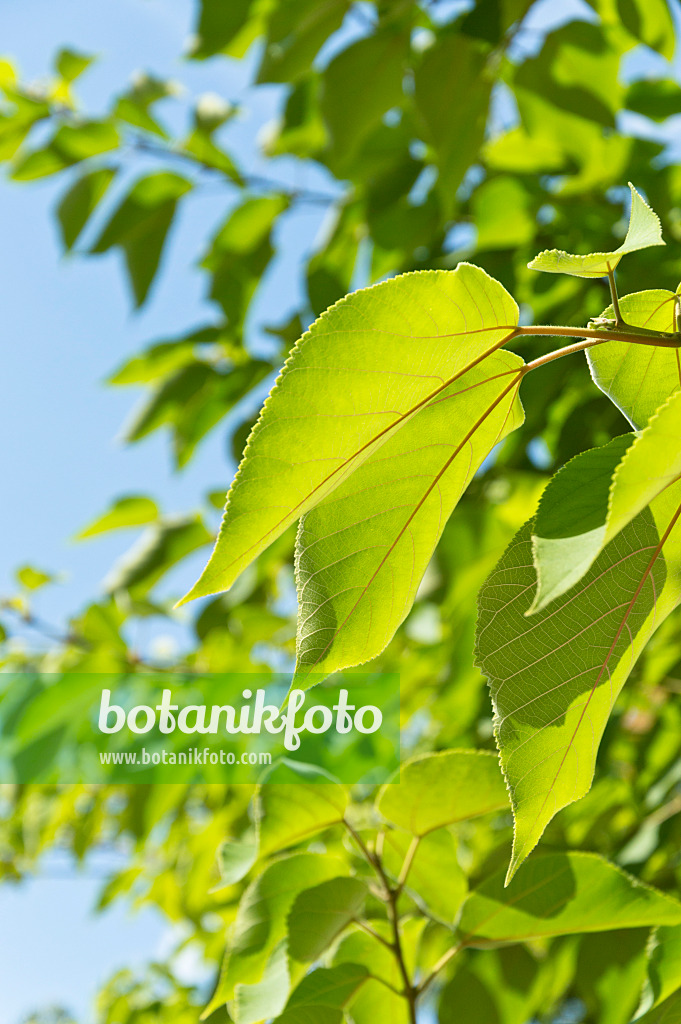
[91,172,192,306]
[414,30,490,217]
[531,390,681,612]
[476,479,681,882]
[204,852,348,1017]
[272,964,369,1024]
[181,265,522,676]
[587,288,680,429]
[56,166,116,250]
[321,31,409,172]
[528,183,664,278]
[293,348,523,681]
[287,877,368,961]
[376,750,509,835]
[104,515,212,597]
[75,495,159,540]
[256,780,348,857]
[459,853,681,940]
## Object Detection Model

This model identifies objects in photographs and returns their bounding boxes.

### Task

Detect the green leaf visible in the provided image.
[460,0,531,43]
[15,565,53,590]
[529,434,634,613]
[531,390,681,612]
[459,853,681,940]
[55,48,93,83]
[91,172,192,306]
[634,990,681,1023]
[637,924,681,1016]
[475,478,681,882]
[234,939,289,1024]
[528,183,664,278]
[626,79,681,122]
[587,288,680,429]
[257,0,349,85]
[272,964,369,1024]
[287,877,368,961]
[204,851,347,1017]
[183,125,241,179]
[75,495,159,540]
[514,21,624,129]
[414,31,491,217]
[615,0,675,60]
[108,325,225,385]
[257,780,348,857]
[376,750,509,836]
[56,166,116,251]
[113,73,174,138]
[382,829,468,923]
[321,31,409,172]
[214,831,258,888]
[203,195,288,326]
[473,177,535,251]
[293,345,523,682]
[190,0,258,59]
[123,358,271,468]
[438,942,576,1024]
[575,929,649,1024]
[104,515,212,597]
[12,121,120,181]
[181,267,521,651]
[332,927,413,1024]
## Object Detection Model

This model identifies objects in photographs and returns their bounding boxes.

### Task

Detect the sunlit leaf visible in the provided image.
[257,780,348,857]
[203,852,347,1017]
[587,288,680,429]
[56,166,116,250]
[55,48,93,83]
[181,265,522,676]
[272,964,369,1024]
[321,30,409,172]
[287,877,368,961]
[91,172,192,306]
[75,495,159,540]
[15,565,54,590]
[414,31,490,217]
[376,750,509,835]
[11,121,120,181]
[459,853,681,940]
[383,829,468,923]
[531,390,681,612]
[528,183,664,278]
[104,515,212,597]
[476,479,681,881]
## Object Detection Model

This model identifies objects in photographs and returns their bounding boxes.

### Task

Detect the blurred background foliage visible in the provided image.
[3,0,681,1021]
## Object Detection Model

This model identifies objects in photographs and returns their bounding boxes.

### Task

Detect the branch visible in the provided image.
[516,324,681,347]
[0,603,176,673]
[343,820,417,1021]
[354,917,394,949]
[130,137,339,205]
[416,940,465,997]
[396,835,420,893]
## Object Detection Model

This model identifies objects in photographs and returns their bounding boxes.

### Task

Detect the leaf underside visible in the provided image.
[531,388,681,614]
[528,182,664,278]
[587,287,681,429]
[182,263,525,681]
[476,478,681,883]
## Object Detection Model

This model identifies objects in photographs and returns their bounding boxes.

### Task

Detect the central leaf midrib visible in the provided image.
[518,497,681,864]
[299,371,524,671]
[218,329,519,582]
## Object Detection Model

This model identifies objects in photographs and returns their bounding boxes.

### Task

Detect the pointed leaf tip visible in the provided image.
[528,183,664,279]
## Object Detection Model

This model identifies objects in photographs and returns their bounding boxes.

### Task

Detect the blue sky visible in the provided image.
[0,0,338,657]
[1,0,679,1020]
